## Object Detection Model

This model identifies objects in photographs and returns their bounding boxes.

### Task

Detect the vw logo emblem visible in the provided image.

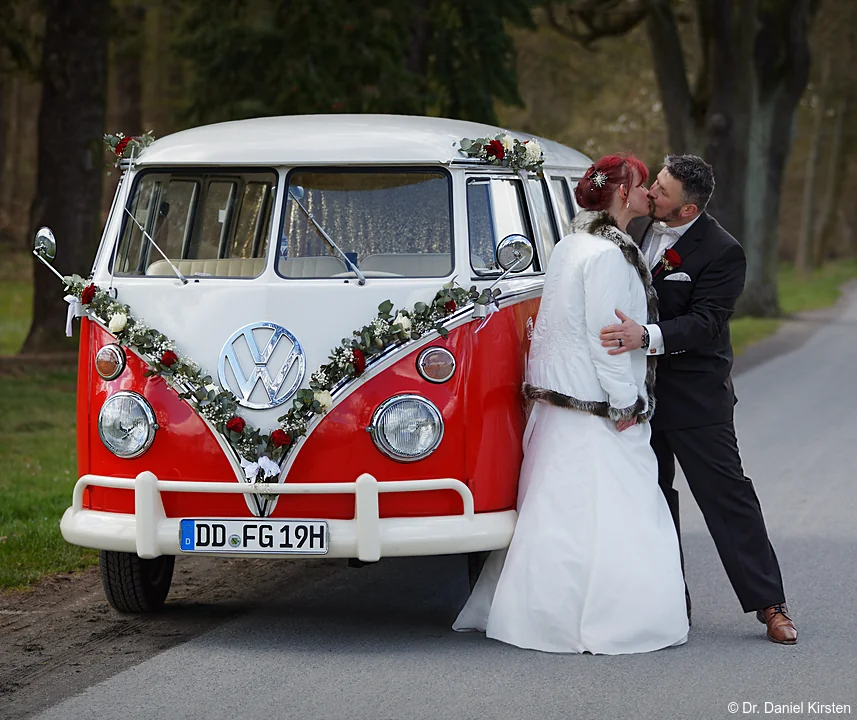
[218,322,306,410]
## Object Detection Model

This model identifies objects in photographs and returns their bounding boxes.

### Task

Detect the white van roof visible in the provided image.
[134,114,592,170]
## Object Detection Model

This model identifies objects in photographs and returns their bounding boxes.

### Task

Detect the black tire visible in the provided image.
[99,550,175,613]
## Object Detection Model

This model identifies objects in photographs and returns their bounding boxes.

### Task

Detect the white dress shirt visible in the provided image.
[641,215,700,355]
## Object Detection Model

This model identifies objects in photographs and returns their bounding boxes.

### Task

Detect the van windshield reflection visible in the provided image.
[277,169,453,280]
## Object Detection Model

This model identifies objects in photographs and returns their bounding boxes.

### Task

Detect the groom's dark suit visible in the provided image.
[628,213,785,613]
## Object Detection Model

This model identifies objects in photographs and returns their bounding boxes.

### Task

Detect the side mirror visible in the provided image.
[34,226,57,264]
[495,234,534,273]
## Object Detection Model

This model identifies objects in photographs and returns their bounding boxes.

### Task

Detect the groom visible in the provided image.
[599,154,797,644]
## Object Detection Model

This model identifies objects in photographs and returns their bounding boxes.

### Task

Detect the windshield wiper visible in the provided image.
[123,207,189,285]
[288,188,366,286]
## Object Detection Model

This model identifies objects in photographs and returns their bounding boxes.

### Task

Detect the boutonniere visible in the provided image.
[661,248,682,272]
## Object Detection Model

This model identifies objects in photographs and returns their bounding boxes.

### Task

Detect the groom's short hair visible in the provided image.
[664,154,715,211]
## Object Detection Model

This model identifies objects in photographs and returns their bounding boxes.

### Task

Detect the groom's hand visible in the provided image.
[600,309,643,355]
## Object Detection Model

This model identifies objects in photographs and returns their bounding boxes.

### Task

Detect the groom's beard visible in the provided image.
[649,201,683,223]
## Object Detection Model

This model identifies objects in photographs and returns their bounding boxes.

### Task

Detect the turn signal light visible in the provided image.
[95,344,126,380]
[416,347,456,383]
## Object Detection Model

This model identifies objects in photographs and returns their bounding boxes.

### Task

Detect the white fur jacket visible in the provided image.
[524,210,658,422]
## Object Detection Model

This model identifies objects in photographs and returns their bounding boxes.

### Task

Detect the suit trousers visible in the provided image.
[651,423,785,613]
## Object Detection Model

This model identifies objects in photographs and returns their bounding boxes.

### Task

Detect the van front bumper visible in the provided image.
[60,472,516,561]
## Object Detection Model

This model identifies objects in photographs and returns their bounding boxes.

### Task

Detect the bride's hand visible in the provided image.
[616,417,638,432]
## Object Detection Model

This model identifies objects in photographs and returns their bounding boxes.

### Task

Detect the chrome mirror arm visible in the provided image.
[32,250,66,282]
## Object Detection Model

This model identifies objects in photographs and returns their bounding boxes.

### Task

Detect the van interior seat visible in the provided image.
[145,257,266,278]
[359,252,452,277]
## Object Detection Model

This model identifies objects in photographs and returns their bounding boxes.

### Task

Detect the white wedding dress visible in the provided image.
[454,211,688,654]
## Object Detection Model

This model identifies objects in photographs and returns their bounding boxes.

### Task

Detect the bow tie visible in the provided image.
[652,222,682,240]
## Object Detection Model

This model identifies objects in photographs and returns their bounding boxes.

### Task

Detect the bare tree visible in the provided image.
[548,0,820,316]
[23,0,108,353]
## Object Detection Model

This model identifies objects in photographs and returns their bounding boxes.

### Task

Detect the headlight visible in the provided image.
[369,395,443,462]
[416,347,456,383]
[98,391,158,458]
[95,344,126,380]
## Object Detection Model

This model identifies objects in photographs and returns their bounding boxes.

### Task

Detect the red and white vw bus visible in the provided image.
[38,115,589,611]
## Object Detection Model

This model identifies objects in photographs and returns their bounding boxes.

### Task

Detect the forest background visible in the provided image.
[0,0,856,353]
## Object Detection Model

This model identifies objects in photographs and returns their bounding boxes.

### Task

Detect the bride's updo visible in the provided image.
[574,154,649,212]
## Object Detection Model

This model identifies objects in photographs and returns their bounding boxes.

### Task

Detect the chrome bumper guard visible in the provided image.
[60,472,516,561]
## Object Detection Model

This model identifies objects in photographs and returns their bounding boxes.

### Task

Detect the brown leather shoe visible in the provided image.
[756,603,798,645]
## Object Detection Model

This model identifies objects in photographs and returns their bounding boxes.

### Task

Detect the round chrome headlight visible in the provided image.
[369,395,443,462]
[95,344,126,380]
[98,391,158,458]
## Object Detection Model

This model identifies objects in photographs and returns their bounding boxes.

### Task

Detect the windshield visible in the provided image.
[277,169,453,279]
[112,169,276,278]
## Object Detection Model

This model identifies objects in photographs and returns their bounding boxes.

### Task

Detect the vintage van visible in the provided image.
[35,115,590,612]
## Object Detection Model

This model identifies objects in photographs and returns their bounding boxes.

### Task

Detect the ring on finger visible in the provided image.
[618,338,623,347]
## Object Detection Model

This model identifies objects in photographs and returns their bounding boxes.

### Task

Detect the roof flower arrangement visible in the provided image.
[458,132,545,175]
[102,131,156,168]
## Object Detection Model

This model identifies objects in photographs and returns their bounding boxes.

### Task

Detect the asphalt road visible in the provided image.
[35,288,857,720]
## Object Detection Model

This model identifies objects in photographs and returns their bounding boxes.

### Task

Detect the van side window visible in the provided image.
[551,176,575,237]
[527,178,559,265]
[113,170,276,278]
[467,177,538,276]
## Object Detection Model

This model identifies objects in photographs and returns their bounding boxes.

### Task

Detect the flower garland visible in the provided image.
[64,274,498,483]
[458,132,545,174]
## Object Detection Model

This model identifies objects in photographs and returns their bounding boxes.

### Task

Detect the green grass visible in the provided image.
[730,260,857,356]
[0,254,855,589]
[0,369,97,589]
[0,253,32,355]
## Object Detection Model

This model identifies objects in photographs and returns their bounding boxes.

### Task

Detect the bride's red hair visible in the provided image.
[574,154,648,212]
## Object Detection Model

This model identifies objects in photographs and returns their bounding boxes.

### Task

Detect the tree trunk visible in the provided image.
[645,0,701,154]
[795,54,829,276]
[103,1,146,218]
[733,0,816,317]
[811,96,848,267]
[0,66,7,245]
[22,0,108,353]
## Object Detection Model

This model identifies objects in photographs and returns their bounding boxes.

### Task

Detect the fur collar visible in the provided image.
[525,209,659,423]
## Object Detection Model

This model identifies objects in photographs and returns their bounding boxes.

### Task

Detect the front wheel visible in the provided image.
[99,550,175,613]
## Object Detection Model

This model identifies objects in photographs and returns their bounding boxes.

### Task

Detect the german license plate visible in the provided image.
[179,519,328,554]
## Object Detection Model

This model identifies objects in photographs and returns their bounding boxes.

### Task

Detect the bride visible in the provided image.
[454,154,688,654]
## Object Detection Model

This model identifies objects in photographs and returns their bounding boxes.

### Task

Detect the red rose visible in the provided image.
[114,137,130,156]
[226,416,246,434]
[161,350,178,367]
[352,348,366,375]
[485,140,505,160]
[663,248,682,269]
[271,429,291,447]
[444,299,457,312]
[81,284,97,304]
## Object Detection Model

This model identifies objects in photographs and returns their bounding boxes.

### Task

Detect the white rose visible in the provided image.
[524,140,543,164]
[393,312,412,332]
[314,390,333,411]
[500,133,515,151]
[108,312,128,333]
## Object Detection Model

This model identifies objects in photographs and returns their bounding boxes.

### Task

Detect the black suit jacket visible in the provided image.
[628,213,746,430]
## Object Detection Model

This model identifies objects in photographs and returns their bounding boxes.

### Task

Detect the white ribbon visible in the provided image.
[474,301,499,334]
[239,455,280,484]
[64,295,86,337]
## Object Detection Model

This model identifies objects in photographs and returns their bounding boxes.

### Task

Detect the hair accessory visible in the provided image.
[590,170,608,188]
